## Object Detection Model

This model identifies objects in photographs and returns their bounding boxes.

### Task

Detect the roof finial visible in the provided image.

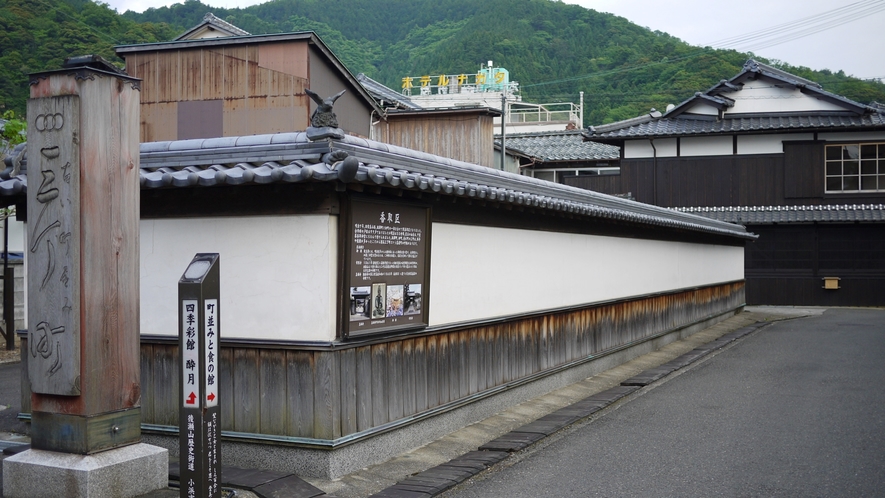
[306,88,347,140]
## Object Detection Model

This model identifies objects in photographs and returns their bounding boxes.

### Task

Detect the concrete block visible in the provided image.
[2,443,168,498]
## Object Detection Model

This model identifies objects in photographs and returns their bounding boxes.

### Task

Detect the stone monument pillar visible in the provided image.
[2,57,168,497]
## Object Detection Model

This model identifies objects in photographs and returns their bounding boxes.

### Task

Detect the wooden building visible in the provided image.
[2,128,753,478]
[581,60,885,306]
[115,31,381,142]
[358,72,501,168]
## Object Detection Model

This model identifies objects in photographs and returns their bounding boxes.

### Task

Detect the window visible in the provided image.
[825,143,885,192]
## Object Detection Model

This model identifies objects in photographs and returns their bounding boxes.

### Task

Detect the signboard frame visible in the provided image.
[341,195,432,339]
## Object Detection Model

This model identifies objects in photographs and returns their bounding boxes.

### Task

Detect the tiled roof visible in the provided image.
[175,13,250,41]
[357,73,422,110]
[585,59,885,141]
[495,131,619,162]
[587,113,885,140]
[673,204,885,224]
[0,133,754,241]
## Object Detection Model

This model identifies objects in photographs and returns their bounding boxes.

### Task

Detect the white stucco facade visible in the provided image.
[428,223,743,326]
[140,215,338,342]
[681,135,732,157]
[137,215,744,342]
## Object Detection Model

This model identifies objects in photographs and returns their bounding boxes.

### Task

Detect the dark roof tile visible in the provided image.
[673,204,885,224]
[496,130,618,162]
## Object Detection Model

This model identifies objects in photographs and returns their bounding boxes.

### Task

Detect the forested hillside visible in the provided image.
[2,0,884,126]
[0,0,178,117]
[121,0,885,125]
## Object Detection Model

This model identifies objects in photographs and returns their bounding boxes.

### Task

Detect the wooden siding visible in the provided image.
[568,143,885,207]
[124,282,744,442]
[745,224,885,306]
[379,114,496,168]
[123,42,310,142]
[783,141,824,199]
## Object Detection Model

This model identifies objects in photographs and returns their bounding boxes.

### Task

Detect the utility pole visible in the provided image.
[500,93,506,171]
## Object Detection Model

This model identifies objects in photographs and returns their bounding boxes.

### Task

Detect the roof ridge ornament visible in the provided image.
[306,88,347,141]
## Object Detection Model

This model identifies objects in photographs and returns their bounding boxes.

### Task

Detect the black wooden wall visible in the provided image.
[745,224,885,306]
[568,142,885,208]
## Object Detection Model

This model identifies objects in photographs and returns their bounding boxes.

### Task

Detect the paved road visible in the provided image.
[444,308,885,498]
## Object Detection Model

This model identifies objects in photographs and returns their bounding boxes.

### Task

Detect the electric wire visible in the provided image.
[524,0,884,90]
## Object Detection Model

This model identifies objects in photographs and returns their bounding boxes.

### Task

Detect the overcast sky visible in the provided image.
[102,0,885,80]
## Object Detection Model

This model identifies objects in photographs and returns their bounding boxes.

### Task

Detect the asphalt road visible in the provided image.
[444,308,885,498]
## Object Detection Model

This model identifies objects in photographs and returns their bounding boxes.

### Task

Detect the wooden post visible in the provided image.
[27,62,143,454]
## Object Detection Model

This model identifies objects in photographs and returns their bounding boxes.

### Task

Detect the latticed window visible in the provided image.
[825,143,885,192]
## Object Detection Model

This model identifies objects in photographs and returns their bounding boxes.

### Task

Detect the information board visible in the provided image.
[344,197,430,337]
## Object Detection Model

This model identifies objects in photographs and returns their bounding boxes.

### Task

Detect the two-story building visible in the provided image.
[581,60,885,306]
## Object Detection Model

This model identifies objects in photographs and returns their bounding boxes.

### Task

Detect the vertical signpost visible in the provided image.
[179,254,221,498]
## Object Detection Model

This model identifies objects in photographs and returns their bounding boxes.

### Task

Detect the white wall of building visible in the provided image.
[739,134,814,154]
[728,80,845,114]
[625,139,679,159]
[140,215,338,342]
[681,135,732,157]
[428,223,744,327]
[624,139,654,159]
[0,215,24,253]
[24,211,745,342]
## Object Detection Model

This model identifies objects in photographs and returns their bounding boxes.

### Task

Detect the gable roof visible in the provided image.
[0,133,754,241]
[116,31,382,118]
[585,60,885,142]
[175,13,250,40]
[495,130,619,163]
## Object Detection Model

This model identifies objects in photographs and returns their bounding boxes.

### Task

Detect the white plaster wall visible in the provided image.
[140,215,337,341]
[738,133,814,155]
[624,139,677,159]
[683,103,718,116]
[728,80,844,114]
[819,131,885,141]
[428,223,744,326]
[681,135,733,157]
[623,140,654,159]
[0,216,24,253]
[653,138,678,158]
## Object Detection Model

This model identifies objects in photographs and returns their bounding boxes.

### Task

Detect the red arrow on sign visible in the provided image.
[186,392,197,405]
[207,392,216,402]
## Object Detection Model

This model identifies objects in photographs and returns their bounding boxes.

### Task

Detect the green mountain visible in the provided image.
[0,0,179,117]
[2,0,884,127]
